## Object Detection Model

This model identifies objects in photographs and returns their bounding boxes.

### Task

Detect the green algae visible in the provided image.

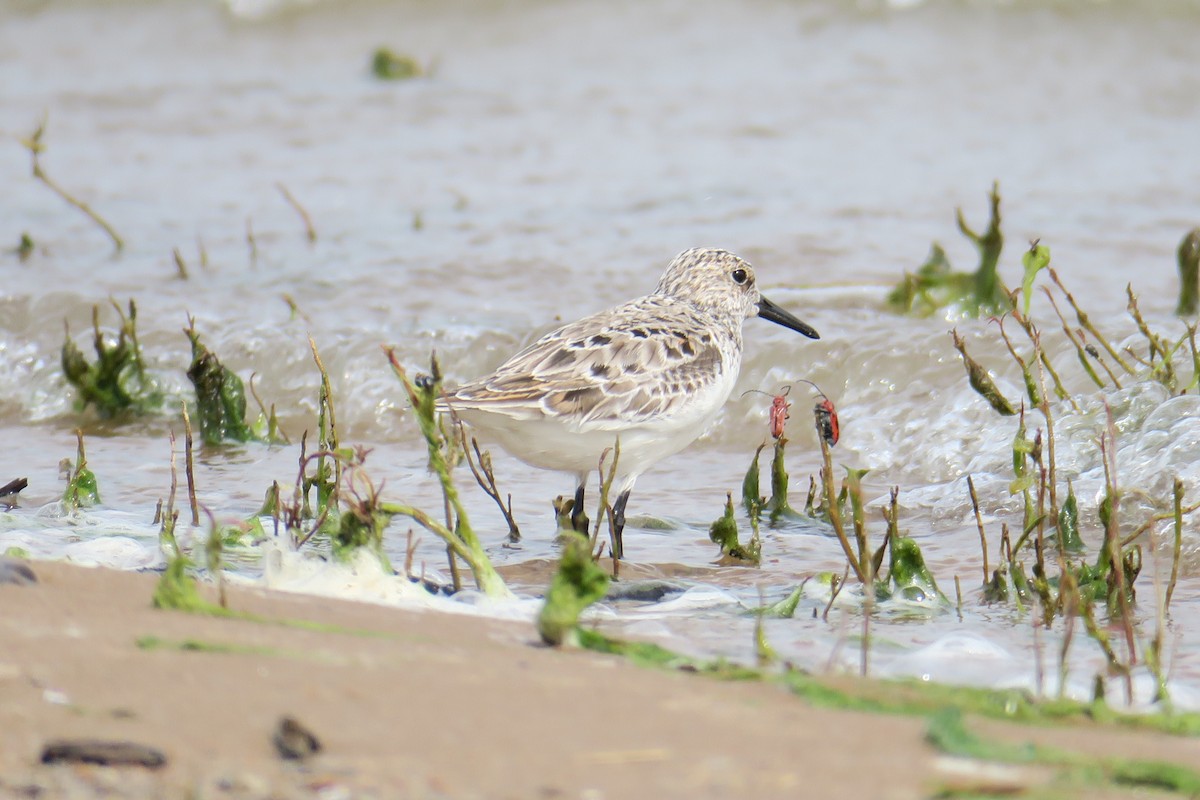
[62,300,161,418]
[61,430,100,511]
[1177,227,1200,317]
[708,492,760,564]
[152,557,232,617]
[951,329,1016,416]
[15,232,34,261]
[371,47,422,80]
[1019,241,1051,318]
[135,635,279,657]
[927,707,1200,796]
[883,536,948,605]
[384,349,510,599]
[887,183,1009,318]
[759,584,805,619]
[577,625,1200,742]
[184,317,258,445]
[537,531,610,646]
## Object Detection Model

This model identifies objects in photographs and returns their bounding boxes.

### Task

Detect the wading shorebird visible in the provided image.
[444,247,820,558]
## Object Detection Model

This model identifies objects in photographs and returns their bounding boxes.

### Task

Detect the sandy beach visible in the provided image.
[1,560,1197,799]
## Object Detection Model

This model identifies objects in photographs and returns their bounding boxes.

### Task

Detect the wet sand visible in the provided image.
[1,560,1197,799]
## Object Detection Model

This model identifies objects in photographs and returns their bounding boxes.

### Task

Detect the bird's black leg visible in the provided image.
[570,484,590,534]
[611,489,631,560]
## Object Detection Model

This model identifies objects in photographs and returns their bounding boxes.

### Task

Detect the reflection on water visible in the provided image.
[2,0,1200,705]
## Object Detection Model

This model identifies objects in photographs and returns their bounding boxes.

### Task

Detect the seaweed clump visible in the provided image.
[61,430,100,511]
[538,531,611,646]
[887,182,1009,318]
[184,317,283,445]
[371,47,422,80]
[62,300,162,418]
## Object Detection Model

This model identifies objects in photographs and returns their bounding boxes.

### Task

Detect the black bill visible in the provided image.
[757,295,820,339]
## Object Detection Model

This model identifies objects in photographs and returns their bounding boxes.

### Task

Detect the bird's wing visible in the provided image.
[449,300,727,429]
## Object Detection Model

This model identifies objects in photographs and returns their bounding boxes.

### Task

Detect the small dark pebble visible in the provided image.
[40,739,166,769]
[0,559,37,586]
[603,579,686,603]
[273,716,321,761]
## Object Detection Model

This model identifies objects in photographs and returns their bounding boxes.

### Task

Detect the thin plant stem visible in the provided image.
[822,566,849,623]
[1058,563,1078,700]
[245,217,258,264]
[1167,478,1184,612]
[819,436,866,584]
[591,440,620,576]
[182,401,199,527]
[1049,268,1134,373]
[21,117,125,252]
[1042,287,1106,389]
[967,475,989,584]
[1120,499,1200,548]
[277,182,317,243]
[173,247,189,280]
[458,425,521,543]
[1099,418,1137,701]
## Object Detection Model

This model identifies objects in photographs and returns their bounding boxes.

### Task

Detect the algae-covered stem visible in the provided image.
[1028,327,1061,546]
[1043,289,1108,390]
[383,347,511,599]
[1176,228,1200,317]
[160,430,181,559]
[994,315,1043,408]
[201,507,227,609]
[293,449,337,549]
[21,117,125,253]
[818,434,866,584]
[1010,306,1073,407]
[1048,269,1134,375]
[172,248,189,280]
[1166,478,1185,612]
[309,337,340,521]
[1099,418,1138,703]
[592,441,622,573]
[181,402,199,527]
[1057,568,1078,700]
[1126,286,1178,390]
[950,329,1016,416]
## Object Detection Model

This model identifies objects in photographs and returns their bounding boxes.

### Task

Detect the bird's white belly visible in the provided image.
[455,366,738,479]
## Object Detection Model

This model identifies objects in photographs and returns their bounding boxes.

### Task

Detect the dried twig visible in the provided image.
[458,425,520,543]
[20,117,124,252]
[966,475,989,584]
[182,401,199,527]
[277,182,317,243]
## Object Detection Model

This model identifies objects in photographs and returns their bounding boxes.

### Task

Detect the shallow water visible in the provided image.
[3,0,1200,707]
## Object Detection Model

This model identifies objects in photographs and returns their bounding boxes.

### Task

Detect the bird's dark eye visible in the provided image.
[732,268,748,285]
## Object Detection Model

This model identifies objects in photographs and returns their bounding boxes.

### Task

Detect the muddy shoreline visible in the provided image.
[2,559,1198,799]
